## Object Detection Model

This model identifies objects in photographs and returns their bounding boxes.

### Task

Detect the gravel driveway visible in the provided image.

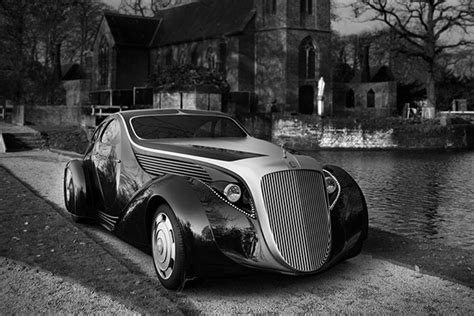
[1,150,473,314]
[0,257,134,314]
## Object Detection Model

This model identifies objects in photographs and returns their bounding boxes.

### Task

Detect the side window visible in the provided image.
[101,120,116,144]
[94,119,120,156]
[85,123,105,155]
[216,119,245,137]
[193,119,245,138]
[194,121,213,137]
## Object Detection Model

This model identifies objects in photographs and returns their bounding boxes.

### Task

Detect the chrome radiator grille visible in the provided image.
[261,170,331,272]
[136,153,212,182]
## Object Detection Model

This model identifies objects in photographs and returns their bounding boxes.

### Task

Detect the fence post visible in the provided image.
[133,87,136,106]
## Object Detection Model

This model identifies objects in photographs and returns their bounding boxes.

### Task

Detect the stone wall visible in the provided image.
[24,105,83,127]
[439,111,474,125]
[11,105,25,126]
[333,81,397,117]
[153,91,222,111]
[63,80,90,107]
[271,113,474,150]
[239,113,272,140]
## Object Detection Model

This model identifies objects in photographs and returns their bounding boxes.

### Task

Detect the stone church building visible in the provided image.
[90,0,331,114]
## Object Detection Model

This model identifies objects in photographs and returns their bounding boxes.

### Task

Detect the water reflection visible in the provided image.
[307,150,474,251]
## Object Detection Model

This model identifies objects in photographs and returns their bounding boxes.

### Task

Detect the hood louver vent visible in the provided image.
[136,153,212,182]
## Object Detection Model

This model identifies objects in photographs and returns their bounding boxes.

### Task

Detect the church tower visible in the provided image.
[255,0,331,114]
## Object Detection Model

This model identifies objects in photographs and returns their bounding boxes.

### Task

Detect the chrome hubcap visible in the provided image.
[152,213,175,280]
[65,169,73,203]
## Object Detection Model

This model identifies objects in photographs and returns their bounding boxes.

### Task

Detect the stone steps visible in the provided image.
[2,132,46,151]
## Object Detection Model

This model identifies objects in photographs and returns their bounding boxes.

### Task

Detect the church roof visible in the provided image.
[104,12,161,47]
[151,0,255,47]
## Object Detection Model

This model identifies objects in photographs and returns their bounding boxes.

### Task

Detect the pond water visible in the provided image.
[307,150,474,252]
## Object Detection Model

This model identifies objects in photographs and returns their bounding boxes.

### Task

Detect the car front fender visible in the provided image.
[113,174,256,278]
[323,165,368,267]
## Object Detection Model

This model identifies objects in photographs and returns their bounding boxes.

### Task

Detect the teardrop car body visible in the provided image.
[63,109,368,290]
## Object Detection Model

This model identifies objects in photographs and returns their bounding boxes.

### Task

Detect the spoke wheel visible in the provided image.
[151,204,186,290]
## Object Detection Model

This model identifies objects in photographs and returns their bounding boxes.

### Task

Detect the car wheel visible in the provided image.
[64,166,87,223]
[151,204,186,290]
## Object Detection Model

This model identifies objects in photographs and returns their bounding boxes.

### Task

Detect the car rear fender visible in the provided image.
[64,159,95,218]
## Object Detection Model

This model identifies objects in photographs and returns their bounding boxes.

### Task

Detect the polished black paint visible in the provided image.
[65,110,368,281]
[112,165,367,279]
[64,159,95,219]
[113,174,253,277]
[322,165,368,267]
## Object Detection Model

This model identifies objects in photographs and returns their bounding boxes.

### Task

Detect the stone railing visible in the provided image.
[271,113,474,150]
[439,111,474,126]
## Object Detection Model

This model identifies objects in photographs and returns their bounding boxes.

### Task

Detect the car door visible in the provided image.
[90,118,122,214]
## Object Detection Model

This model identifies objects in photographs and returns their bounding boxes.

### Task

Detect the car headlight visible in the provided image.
[322,169,341,211]
[204,180,256,219]
[325,176,337,194]
[223,183,241,203]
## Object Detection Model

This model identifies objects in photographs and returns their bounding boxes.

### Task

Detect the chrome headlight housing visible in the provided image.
[203,179,256,219]
[322,169,341,211]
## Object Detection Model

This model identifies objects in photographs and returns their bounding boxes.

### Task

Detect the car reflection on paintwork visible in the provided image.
[64,109,368,290]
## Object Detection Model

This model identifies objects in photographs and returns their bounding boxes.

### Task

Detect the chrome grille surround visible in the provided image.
[136,153,212,182]
[261,170,331,272]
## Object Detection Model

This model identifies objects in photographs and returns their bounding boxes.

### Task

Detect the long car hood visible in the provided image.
[135,137,286,161]
[132,136,323,177]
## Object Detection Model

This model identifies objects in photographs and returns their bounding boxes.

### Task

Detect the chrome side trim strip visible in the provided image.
[98,211,118,231]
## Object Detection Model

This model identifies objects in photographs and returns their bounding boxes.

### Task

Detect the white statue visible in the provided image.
[317,76,325,98]
[317,77,325,116]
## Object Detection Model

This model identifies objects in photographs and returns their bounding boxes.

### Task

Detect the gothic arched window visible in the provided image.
[218,41,227,73]
[179,49,187,65]
[98,37,109,86]
[153,51,161,74]
[298,37,318,80]
[300,0,313,15]
[346,89,355,108]
[191,47,199,66]
[207,47,217,70]
[367,89,375,108]
[264,0,277,14]
[165,49,173,66]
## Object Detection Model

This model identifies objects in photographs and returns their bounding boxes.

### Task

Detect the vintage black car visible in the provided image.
[64,109,368,290]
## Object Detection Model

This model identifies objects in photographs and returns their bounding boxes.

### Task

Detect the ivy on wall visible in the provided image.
[148,64,229,93]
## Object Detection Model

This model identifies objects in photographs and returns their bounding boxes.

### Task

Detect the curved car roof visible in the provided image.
[118,109,231,120]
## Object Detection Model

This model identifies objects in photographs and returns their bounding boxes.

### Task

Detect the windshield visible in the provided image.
[131,114,247,139]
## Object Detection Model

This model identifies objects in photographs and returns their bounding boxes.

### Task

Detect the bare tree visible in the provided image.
[0,0,35,103]
[71,0,109,67]
[119,0,159,16]
[35,1,77,80]
[353,0,474,110]
[0,0,107,104]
